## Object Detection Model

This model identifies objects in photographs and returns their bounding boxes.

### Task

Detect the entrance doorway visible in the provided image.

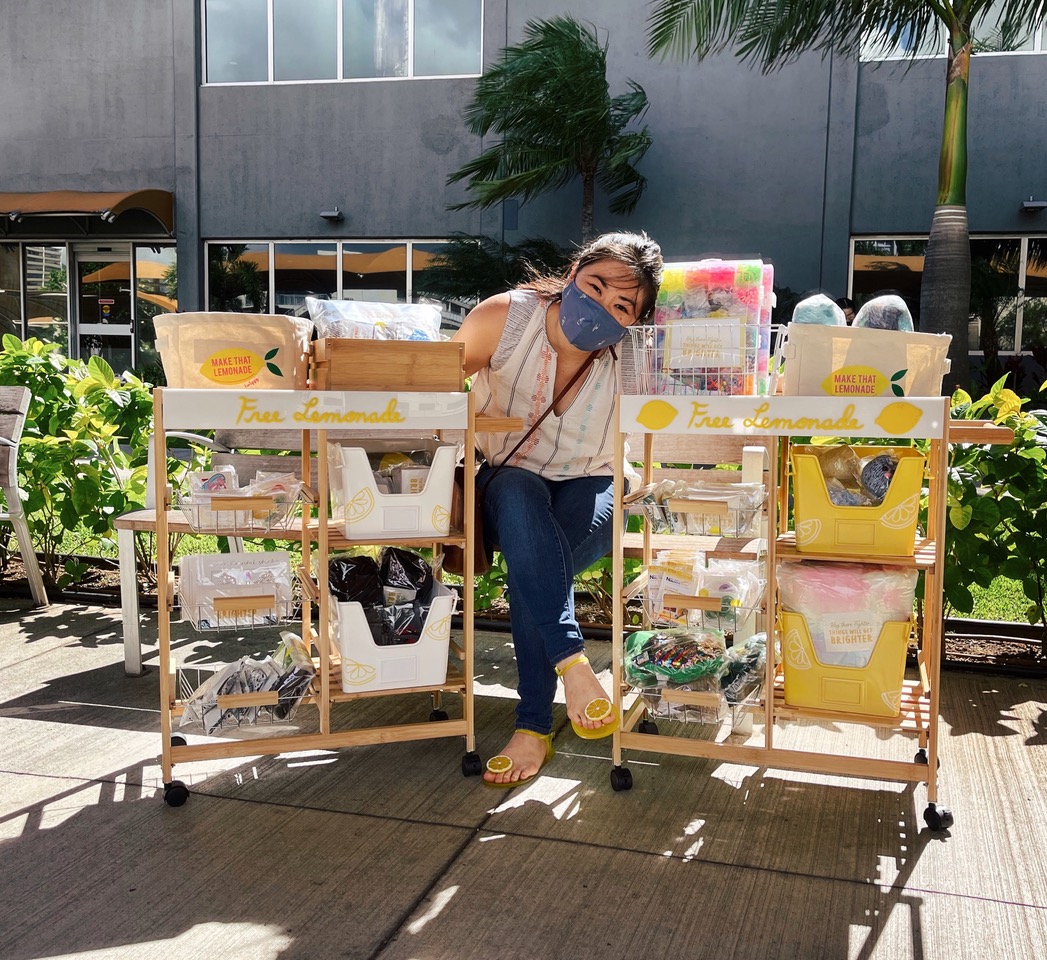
[73,245,133,373]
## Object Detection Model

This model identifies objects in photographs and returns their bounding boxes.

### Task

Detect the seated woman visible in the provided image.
[452,231,664,787]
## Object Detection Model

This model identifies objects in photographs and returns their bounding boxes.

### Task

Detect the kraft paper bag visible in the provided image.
[781,324,951,397]
[154,312,314,389]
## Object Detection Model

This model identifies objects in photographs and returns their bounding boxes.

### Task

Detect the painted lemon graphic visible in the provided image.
[431,504,450,534]
[875,401,922,435]
[881,492,919,530]
[342,659,377,686]
[881,689,902,713]
[636,399,679,431]
[425,612,452,641]
[795,518,822,545]
[345,487,375,522]
[785,628,811,670]
[584,697,613,722]
[821,365,889,397]
[200,348,265,385]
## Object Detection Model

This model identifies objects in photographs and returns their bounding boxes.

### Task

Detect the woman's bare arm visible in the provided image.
[451,292,512,376]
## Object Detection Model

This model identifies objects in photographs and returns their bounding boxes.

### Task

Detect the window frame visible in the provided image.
[202,0,484,85]
[847,233,1047,355]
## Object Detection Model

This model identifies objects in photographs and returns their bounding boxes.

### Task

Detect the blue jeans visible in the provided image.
[479,465,616,735]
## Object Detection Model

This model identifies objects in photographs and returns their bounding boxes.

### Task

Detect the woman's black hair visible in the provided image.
[521,231,664,323]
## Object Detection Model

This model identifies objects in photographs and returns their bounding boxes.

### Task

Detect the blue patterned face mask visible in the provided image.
[558,280,629,351]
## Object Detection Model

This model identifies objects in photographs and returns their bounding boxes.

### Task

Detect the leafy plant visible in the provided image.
[0,335,154,587]
[448,15,652,240]
[946,375,1047,653]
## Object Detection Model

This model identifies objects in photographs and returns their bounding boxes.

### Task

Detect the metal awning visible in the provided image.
[0,189,174,234]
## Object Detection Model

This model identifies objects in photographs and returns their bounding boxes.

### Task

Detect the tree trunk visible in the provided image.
[922,205,971,391]
[581,172,595,242]
[920,34,972,393]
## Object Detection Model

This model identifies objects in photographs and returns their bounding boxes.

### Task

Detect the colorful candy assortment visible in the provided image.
[628,258,775,396]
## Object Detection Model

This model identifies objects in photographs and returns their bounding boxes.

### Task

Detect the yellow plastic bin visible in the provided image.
[791,446,924,556]
[780,611,912,717]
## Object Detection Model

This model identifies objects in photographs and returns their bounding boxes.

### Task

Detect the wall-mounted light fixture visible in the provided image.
[1021,196,1047,213]
[320,207,344,222]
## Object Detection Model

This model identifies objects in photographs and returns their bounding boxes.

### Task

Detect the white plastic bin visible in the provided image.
[328,438,456,539]
[336,581,457,692]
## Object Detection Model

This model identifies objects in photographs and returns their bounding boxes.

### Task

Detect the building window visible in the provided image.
[134,246,179,382]
[24,246,69,354]
[204,0,482,83]
[205,239,460,329]
[0,244,22,340]
[850,235,1047,356]
[861,5,1044,60]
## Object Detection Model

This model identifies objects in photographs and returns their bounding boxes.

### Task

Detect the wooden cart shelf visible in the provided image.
[153,353,488,807]
[608,394,1010,830]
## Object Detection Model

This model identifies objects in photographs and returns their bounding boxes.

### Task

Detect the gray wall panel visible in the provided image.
[854,54,1047,235]
[0,0,178,192]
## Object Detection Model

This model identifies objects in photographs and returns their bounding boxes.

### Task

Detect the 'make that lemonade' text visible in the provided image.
[687,401,862,433]
[235,396,407,426]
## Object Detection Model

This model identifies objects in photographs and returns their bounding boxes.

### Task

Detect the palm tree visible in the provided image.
[647,0,1046,390]
[447,15,652,241]
[414,234,573,305]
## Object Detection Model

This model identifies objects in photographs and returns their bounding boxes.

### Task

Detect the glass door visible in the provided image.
[74,247,133,373]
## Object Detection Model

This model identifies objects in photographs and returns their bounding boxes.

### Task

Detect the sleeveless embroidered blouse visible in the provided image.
[471,289,620,480]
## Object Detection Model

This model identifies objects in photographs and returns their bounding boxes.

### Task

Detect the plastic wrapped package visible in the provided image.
[795,444,901,507]
[853,295,915,332]
[178,631,316,733]
[305,297,442,341]
[633,479,766,538]
[777,561,917,666]
[178,552,296,630]
[626,627,730,724]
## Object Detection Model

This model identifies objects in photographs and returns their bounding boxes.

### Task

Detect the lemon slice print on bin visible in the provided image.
[636,399,679,431]
[785,629,812,669]
[342,659,377,686]
[431,503,450,533]
[345,487,375,523]
[795,518,822,545]
[875,401,922,435]
[881,689,902,713]
[881,492,919,529]
[426,613,452,641]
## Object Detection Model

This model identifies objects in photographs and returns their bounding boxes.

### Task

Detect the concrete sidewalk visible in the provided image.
[1,597,1046,960]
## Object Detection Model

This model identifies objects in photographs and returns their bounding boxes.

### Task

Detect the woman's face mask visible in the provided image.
[558,279,631,351]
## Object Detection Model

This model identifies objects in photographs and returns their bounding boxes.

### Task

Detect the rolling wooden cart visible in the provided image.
[153,341,521,806]
[610,393,1012,830]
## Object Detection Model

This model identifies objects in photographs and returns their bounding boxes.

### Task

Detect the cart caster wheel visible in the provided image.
[171,734,187,747]
[163,780,189,807]
[429,709,449,722]
[610,766,633,792]
[924,803,953,831]
[913,749,941,768]
[461,752,482,777]
[638,719,659,735]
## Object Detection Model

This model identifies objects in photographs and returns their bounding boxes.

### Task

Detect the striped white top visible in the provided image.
[472,289,619,480]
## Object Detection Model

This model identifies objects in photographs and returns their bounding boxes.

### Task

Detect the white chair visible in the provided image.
[0,387,48,606]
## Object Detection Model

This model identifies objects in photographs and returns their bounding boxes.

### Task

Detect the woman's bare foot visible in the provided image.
[484,731,550,786]
[557,654,615,732]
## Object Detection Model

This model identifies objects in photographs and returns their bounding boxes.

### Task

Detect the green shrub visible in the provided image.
[0,335,154,587]
[947,375,1047,652]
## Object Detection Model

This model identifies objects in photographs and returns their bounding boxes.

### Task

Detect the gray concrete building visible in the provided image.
[1,1,1044,383]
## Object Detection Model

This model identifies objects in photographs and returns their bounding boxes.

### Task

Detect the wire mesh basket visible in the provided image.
[621,322,782,396]
[176,659,315,734]
[627,487,765,540]
[174,489,302,535]
[177,551,301,632]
